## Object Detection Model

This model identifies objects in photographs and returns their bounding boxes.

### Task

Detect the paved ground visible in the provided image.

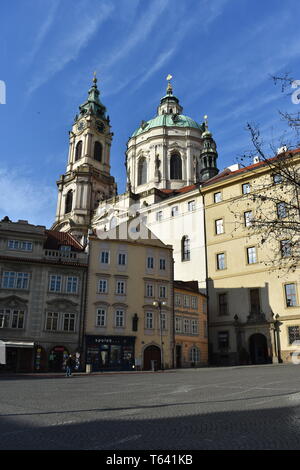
[1,364,300,450]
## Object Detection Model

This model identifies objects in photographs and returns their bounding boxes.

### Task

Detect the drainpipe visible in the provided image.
[199,186,210,365]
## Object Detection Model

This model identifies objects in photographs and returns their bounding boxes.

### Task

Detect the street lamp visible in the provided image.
[153,300,167,370]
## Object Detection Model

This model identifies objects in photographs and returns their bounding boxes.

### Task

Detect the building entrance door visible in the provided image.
[143,345,161,370]
[249,334,268,364]
[176,345,182,368]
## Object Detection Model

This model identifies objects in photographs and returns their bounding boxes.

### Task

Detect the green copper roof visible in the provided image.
[132,114,203,137]
[76,75,107,121]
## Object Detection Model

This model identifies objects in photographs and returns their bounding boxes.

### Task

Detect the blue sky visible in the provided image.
[0,0,300,227]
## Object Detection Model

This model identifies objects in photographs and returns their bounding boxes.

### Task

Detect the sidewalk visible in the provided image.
[0,369,177,379]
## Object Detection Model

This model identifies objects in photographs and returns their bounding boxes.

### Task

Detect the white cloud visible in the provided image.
[27,1,114,96]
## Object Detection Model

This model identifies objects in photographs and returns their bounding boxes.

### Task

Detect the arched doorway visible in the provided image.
[249,334,268,364]
[143,345,161,370]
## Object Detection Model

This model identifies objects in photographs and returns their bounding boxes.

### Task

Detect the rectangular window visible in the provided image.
[66,276,78,294]
[146,284,154,297]
[288,326,300,344]
[175,316,182,333]
[250,288,260,314]
[191,320,198,335]
[156,211,163,222]
[216,253,226,270]
[273,174,283,184]
[160,312,167,330]
[118,253,127,266]
[191,296,197,309]
[146,312,153,329]
[184,319,190,334]
[171,206,179,217]
[96,308,106,327]
[183,295,190,308]
[46,312,59,331]
[11,310,25,329]
[98,279,108,293]
[159,286,167,298]
[285,284,297,307]
[63,313,76,332]
[242,183,251,194]
[188,200,196,211]
[281,240,292,258]
[116,280,126,295]
[8,240,33,251]
[100,251,110,264]
[115,310,124,327]
[277,202,287,219]
[175,294,181,306]
[16,272,29,289]
[147,256,154,269]
[159,258,166,270]
[215,219,224,235]
[244,210,253,227]
[0,309,10,328]
[2,271,29,289]
[49,275,62,292]
[214,192,222,203]
[218,331,229,349]
[247,247,257,264]
[218,293,228,316]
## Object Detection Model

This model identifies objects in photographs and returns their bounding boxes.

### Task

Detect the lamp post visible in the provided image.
[153,300,167,370]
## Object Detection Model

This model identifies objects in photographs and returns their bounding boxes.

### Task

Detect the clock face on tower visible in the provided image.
[96,120,104,133]
[77,120,86,132]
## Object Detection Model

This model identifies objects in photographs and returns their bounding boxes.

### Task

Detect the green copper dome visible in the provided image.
[132,114,203,137]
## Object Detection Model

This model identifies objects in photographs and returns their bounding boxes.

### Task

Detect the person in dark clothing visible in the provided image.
[65,355,74,377]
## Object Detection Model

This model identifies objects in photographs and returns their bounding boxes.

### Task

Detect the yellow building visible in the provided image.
[201,152,300,365]
[84,223,174,371]
[174,281,208,368]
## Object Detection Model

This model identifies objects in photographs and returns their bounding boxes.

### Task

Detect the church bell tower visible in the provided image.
[52,74,117,240]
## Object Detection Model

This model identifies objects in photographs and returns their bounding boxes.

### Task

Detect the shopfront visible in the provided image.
[48,346,69,372]
[0,341,34,372]
[85,335,135,371]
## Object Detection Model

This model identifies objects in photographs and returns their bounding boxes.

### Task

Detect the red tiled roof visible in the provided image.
[203,148,300,187]
[45,230,84,252]
[174,280,201,294]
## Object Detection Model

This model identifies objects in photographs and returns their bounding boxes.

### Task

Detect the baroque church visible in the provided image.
[52,75,219,288]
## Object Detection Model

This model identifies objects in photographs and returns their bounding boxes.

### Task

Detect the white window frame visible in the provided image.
[100,250,110,264]
[96,308,106,327]
[215,218,224,235]
[146,312,153,329]
[115,309,125,327]
[116,280,126,295]
[98,279,108,294]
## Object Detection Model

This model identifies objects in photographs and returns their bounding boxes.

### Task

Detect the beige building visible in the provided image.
[84,223,174,371]
[201,152,300,365]
[174,281,208,368]
[0,217,87,372]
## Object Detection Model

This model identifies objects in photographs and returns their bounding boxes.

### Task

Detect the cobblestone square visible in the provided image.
[1,364,300,450]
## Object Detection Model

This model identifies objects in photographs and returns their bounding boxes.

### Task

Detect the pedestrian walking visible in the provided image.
[65,354,74,377]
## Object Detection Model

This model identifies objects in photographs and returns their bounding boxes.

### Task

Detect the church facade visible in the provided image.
[53,76,219,289]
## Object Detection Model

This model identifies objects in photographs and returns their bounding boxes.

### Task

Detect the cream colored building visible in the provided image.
[201,153,300,365]
[84,224,174,371]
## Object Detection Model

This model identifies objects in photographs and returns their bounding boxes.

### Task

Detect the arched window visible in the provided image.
[181,236,190,261]
[170,153,182,179]
[65,190,73,214]
[94,141,102,162]
[75,141,82,161]
[138,157,147,186]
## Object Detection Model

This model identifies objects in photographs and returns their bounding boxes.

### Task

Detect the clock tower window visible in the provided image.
[65,190,73,214]
[94,141,102,162]
[75,141,82,161]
